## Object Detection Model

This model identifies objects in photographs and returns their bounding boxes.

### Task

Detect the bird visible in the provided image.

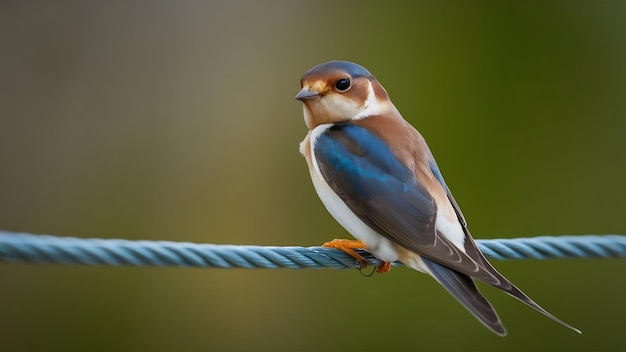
[295,60,580,336]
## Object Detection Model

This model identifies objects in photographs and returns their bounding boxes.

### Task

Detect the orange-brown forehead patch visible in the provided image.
[300,79,329,94]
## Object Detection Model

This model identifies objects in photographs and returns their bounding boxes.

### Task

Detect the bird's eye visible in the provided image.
[335,78,351,91]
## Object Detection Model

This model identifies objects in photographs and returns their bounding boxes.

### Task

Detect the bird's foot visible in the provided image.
[322,239,392,274]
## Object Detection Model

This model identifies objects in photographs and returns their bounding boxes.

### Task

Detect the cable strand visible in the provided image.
[1,231,625,269]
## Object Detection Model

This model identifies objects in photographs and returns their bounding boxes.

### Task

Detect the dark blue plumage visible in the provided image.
[303,61,373,80]
[318,123,412,183]
[314,123,436,239]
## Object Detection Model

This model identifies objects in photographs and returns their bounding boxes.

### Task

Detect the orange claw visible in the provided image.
[322,239,392,274]
[376,261,392,274]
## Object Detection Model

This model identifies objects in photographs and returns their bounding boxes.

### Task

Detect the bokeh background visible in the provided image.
[1,1,625,351]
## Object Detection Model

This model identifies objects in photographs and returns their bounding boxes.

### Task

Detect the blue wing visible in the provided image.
[314,123,475,267]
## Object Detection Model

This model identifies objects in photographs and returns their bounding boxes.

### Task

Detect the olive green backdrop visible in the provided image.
[1,1,624,351]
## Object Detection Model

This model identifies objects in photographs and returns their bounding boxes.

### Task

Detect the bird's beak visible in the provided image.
[295,87,321,101]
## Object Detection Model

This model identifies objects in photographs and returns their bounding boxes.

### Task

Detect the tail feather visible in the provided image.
[423,257,507,336]
[463,236,581,334]
[486,268,582,334]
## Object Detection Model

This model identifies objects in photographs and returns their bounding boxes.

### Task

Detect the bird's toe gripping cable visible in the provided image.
[322,239,392,274]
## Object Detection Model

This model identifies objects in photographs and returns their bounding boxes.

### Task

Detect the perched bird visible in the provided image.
[295,60,580,336]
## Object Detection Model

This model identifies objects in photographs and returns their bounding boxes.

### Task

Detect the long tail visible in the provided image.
[462,236,582,334]
[422,257,507,336]
[485,265,582,334]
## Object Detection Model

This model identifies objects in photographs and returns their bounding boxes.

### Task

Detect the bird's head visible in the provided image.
[295,60,395,129]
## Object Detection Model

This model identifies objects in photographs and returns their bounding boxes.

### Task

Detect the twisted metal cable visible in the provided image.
[0,231,624,269]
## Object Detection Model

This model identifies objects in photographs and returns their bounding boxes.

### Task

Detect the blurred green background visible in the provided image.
[1,1,625,351]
